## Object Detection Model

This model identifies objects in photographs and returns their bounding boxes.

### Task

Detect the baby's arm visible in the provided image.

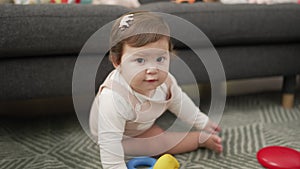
[167,75,219,133]
[169,90,209,129]
[97,90,129,169]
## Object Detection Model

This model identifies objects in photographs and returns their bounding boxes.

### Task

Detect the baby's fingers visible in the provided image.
[204,121,221,133]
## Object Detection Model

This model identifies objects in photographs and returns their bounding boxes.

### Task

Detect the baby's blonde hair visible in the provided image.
[109,11,173,66]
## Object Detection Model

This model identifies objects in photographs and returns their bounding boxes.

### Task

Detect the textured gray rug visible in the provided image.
[1,92,299,169]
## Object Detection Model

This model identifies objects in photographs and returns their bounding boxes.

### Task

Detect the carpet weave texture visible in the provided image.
[1,92,299,169]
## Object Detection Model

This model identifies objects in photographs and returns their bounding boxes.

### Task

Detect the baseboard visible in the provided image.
[182,75,300,98]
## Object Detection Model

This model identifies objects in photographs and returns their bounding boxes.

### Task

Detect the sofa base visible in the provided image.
[0,96,74,116]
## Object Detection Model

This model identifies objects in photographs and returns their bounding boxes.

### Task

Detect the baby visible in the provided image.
[89,11,223,169]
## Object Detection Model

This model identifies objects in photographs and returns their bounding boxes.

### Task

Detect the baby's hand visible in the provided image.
[203,120,221,134]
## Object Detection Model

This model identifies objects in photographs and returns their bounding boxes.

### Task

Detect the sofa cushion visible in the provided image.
[1,3,300,58]
[0,4,130,58]
[175,43,300,83]
[138,2,300,47]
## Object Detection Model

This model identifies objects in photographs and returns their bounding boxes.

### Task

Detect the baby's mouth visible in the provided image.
[144,79,158,83]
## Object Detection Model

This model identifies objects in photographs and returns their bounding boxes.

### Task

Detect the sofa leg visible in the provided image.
[282,93,294,108]
[282,75,296,109]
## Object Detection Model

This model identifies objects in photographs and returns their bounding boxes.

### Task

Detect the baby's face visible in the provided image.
[120,38,170,96]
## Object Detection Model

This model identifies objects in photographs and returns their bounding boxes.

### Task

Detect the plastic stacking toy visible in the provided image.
[153,154,180,169]
[127,154,180,169]
[257,146,300,169]
[127,156,157,169]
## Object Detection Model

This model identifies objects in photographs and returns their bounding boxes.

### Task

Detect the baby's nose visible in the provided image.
[146,67,158,74]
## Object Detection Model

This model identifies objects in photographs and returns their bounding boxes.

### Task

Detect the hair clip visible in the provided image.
[119,14,134,31]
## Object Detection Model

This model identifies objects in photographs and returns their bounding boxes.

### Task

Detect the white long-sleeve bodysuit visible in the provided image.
[89,69,209,169]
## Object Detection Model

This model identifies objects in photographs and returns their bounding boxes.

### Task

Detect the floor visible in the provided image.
[1,91,299,169]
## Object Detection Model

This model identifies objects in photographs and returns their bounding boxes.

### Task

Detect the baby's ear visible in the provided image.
[112,62,119,69]
[109,54,120,68]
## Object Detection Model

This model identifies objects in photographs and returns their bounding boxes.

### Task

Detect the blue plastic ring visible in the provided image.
[127,156,157,169]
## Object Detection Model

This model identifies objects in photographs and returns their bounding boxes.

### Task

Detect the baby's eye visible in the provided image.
[156,56,166,63]
[135,58,145,64]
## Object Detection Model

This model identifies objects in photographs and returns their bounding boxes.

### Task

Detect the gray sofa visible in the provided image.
[1,2,300,115]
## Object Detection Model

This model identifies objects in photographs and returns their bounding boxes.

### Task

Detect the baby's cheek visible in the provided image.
[159,71,168,82]
[157,62,169,73]
[129,72,145,85]
[121,64,145,83]
[161,71,168,78]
